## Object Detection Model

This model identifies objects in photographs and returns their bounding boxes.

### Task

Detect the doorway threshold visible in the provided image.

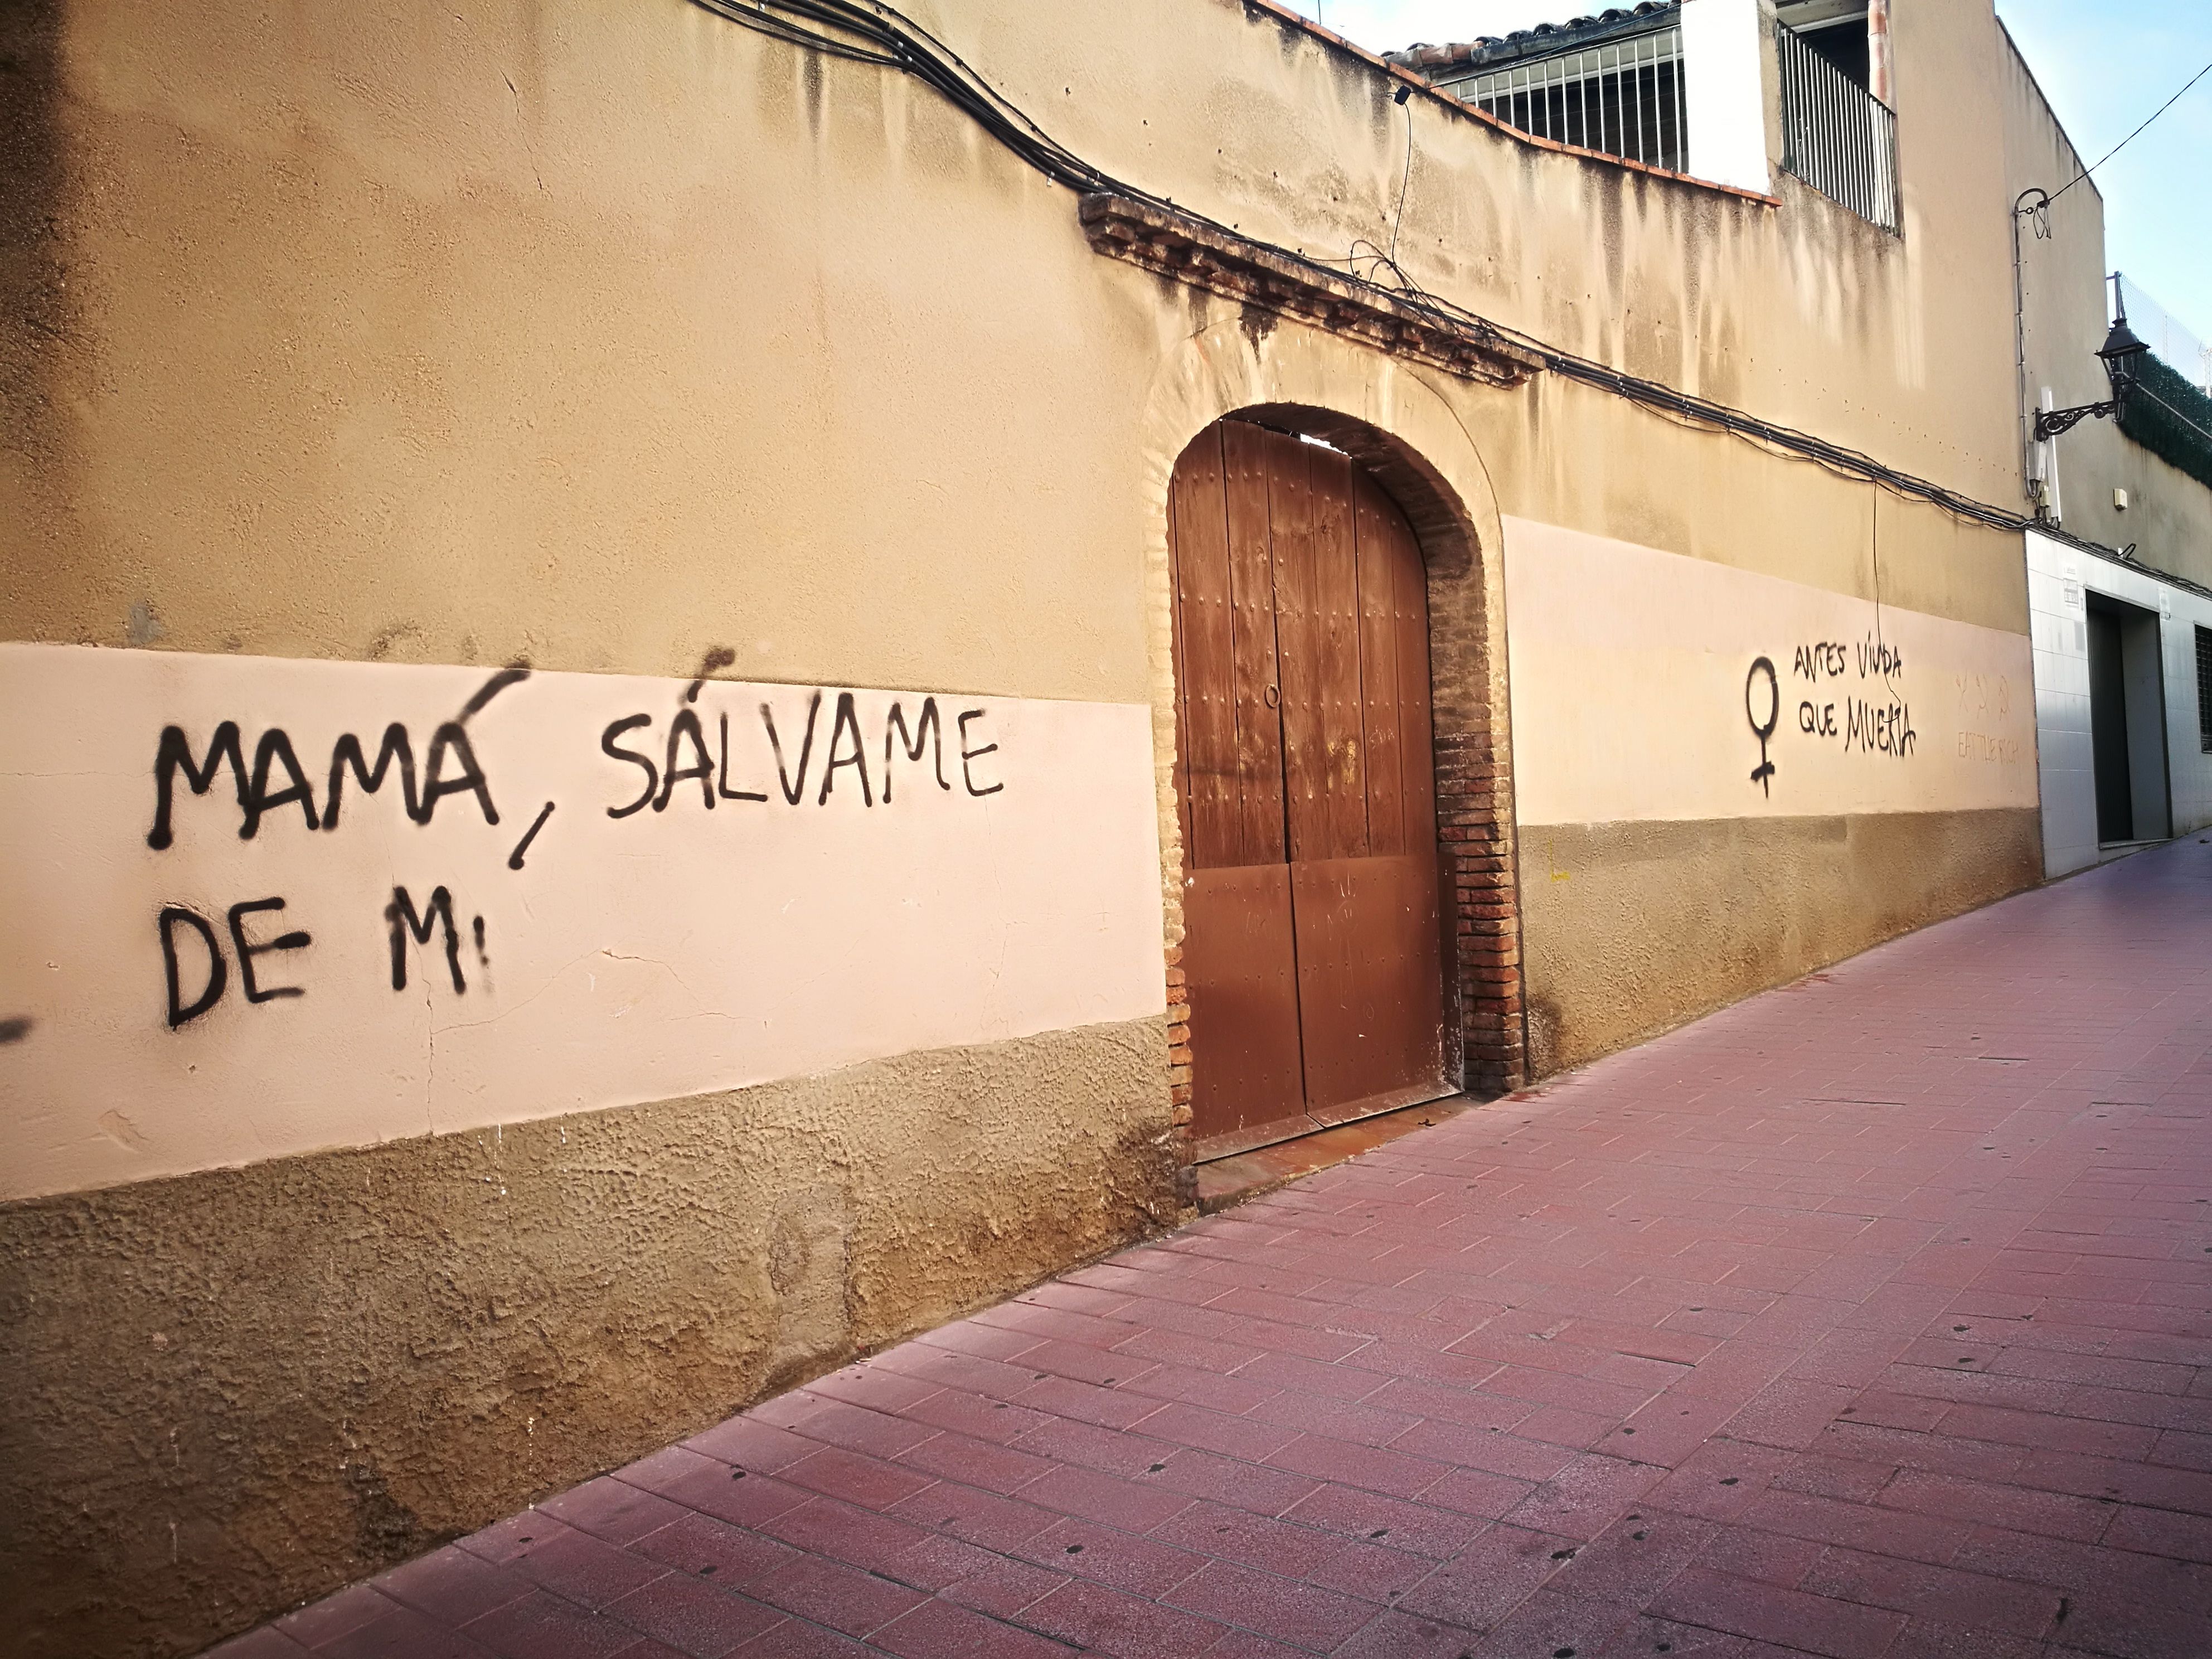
[1195,1095,1472,1214]
[2097,837,2169,863]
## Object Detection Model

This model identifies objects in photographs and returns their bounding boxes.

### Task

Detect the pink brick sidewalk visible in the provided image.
[221,841,2212,1658]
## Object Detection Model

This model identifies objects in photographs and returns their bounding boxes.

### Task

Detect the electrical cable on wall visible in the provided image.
[1387,83,1415,268]
[2050,53,2212,203]
[688,0,2132,549]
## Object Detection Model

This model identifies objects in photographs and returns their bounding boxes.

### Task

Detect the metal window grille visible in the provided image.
[2195,625,2212,753]
[1777,20,1899,231]
[1446,25,1688,174]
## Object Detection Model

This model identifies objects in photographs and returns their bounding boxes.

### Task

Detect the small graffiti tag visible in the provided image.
[1745,657,1779,797]
[1745,633,1922,797]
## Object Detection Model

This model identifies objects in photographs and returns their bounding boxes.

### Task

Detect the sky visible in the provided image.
[1279,0,2212,343]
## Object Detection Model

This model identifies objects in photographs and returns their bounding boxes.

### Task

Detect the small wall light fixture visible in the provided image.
[2036,288,2151,440]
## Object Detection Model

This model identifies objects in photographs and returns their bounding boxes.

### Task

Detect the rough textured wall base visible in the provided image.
[1520,808,2044,1075]
[0,1017,1175,1659]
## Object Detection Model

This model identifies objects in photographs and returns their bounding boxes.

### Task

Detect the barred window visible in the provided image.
[2196,625,2212,753]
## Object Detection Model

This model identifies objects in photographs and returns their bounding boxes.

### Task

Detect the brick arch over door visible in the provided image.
[1164,402,1523,1164]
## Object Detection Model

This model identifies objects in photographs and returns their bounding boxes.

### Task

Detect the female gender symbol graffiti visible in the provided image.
[1745,656,1778,797]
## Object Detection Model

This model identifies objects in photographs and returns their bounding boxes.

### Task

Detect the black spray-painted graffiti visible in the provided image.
[158,885,484,1026]
[145,721,501,849]
[1747,634,1917,792]
[596,691,1001,818]
[143,672,1005,1027]
[1745,658,1779,797]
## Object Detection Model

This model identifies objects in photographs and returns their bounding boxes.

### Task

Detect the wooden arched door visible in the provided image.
[1169,418,1449,1158]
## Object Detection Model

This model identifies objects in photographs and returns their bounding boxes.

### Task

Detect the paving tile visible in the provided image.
[1014,1576,1226,1658]
[1298,1532,1437,1607]
[1735,1488,1973,1566]
[723,1620,875,1658]
[1717,1380,1861,1452]
[1545,1511,1718,1607]
[1404,1460,1542,1522]
[1275,1482,1492,1561]
[740,1549,929,1637]
[896,1427,1063,1494]
[1019,1463,1198,1531]
[624,1459,814,1531]
[775,1446,939,1511]
[1192,1628,1311,1659]
[494,1522,672,1609]
[1327,1607,1489,1658]
[938,1553,1070,1619]
[1474,1584,1642,1659]
[1799,1545,2064,1637]
[316,1602,499,1658]
[633,1513,803,1589]
[1162,1558,1375,1651]
[541,1478,698,1546]
[894,1386,1058,1445]
[372,1545,535,1627]
[204,1629,312,1658]
[1391,1523,1580,1633]
[1015,1515,1211,1598]
[1639,1443,1796,1524]
[1875,1471,2114,1544]
[598,1575,784,1658]
[1500,1452,1670,1541]
[1862,1620,2045,1659]
[1647,1565,1906,1658]
[1143,1449,1323,1516]
[1765,1451,1895,1503]
[1589,1613,1773,1656]
[756,1495,933,1576]
[2103,1502,2212,1563]
[1599,1396,1747,1468]
[1128,1400,1302,1462]
[1149,1500,1343,1580]
[1689,1523,1823,1589]
[275,1584,402,1647]
[463,1590,643,1659]
[1388,1418,1579,1481]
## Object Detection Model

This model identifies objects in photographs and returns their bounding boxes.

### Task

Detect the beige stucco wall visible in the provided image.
[1,0,2065,1652]
[1999,23,2212,583]
[6,0,2041,671]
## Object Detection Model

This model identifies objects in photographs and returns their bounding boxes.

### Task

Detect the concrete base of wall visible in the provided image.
[1520,808,2044,1076]
[0,1017,1176,1659]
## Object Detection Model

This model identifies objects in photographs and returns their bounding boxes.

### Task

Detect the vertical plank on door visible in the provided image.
[1393,502,1439,854]
[1309,448,1369,862]
[1268,430,1330,866]
[1222,421,1287,867]
[1170,427,1240,870]
[1166,439,1198,867]
[1354,468,1406,857]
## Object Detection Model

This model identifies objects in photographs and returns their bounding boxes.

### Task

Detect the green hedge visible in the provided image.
[2119,349,2212,494]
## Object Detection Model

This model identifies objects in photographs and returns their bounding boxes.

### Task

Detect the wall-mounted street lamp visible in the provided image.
[2034,299,2152,439]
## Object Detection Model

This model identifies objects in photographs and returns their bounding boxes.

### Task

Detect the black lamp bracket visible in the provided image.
[2034,399,2121,440]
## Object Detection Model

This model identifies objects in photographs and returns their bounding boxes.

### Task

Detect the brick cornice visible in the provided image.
[1078,194,1545,389]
